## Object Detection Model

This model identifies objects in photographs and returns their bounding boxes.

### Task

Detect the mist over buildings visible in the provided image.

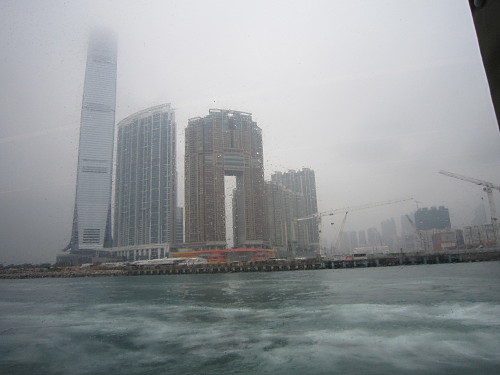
[1,0,499,264]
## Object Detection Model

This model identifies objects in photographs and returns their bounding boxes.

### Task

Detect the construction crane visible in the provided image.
[298,197,414,257]
[298,197,414,223]
[439,170,500,225]
[334,211,349,251]
[332,197,414,254]
[405,214,428,252]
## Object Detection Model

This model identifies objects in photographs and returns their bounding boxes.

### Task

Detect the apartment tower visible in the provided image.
[271,168,319,253]
[185,109,265,250]
[264,181,306,257]
[113,104,178,250]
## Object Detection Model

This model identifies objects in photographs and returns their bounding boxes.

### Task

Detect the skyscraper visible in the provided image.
[185,109,265,250]
[113,104,177,251]
[358,230,367,246]
[69,31,117,253]
[367,227,381,246]
[380,217,397,252]
[264,181,306,258]
[271,168,319,253]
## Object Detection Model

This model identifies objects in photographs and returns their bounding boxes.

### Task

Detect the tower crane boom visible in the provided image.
[334,211,349,251]
[439,170,500,191]
[298,197,414,222]
[405,214,428,252]
[439,170,499,225]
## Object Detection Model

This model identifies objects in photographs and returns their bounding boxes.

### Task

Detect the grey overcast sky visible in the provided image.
[1,0,499,264]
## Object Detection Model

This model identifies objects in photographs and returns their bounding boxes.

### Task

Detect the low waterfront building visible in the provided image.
[432,231,458,251]
[172,248,276,263]
[109,243,172,262]
[463,224,497,248]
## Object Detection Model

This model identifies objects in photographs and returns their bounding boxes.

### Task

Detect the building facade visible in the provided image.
[338,231,359,254]
[358,230,367,247]
[415,206,451,231]
[113,104,178,255]
[367,227,381,246]
[175,207,184,246]
[271,168,319,253]
[185,109,265,250]
[463,224,497,248]
[69,31,117,253]
[380,217,398,252]
[264,181,306,258]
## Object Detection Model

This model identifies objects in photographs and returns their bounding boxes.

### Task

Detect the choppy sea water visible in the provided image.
[1,262,500,375]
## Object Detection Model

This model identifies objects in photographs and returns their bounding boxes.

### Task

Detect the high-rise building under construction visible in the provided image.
[185,109,265,250]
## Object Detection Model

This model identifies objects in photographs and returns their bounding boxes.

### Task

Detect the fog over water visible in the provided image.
[0,1,499,263]
[1,262,500,374]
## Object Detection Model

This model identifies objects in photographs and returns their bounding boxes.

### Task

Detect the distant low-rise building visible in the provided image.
[463,224,497,248]
[432,231,457,251]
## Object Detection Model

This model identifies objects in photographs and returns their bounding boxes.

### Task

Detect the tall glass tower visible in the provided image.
[113,104,177,248]
[70,31,117,253]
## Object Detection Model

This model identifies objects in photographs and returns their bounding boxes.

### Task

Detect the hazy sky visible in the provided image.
[1,0,499,264]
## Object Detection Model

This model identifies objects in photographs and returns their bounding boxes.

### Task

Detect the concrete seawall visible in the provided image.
[2,249,500,279]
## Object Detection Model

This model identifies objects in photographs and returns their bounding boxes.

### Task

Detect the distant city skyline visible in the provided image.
[61,30,327,264]
[1,1,499,264]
